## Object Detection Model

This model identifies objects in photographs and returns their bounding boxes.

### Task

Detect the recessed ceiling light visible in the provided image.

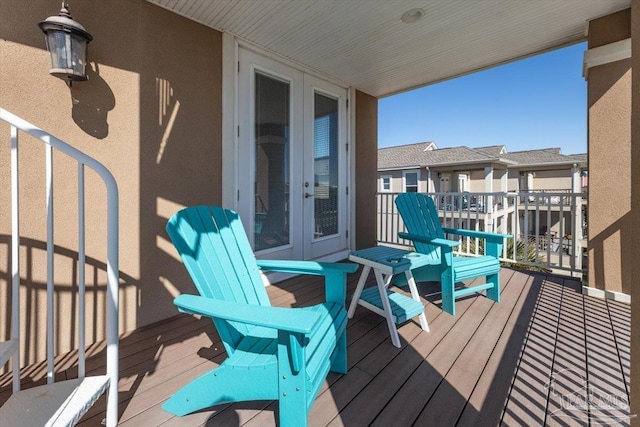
[401,8,425,24]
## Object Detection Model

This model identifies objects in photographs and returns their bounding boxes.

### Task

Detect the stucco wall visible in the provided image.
[587,9,631,294]
[532,169,573,190]
[378,171,402,193]
[379,166,574,194]
[507,170,520,191]
[355,91,378,249]
[0,0,222,364]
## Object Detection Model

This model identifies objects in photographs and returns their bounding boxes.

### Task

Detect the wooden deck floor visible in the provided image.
[1,267,631,426]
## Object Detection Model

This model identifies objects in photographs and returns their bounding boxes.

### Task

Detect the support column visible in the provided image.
[571,164,583,277]
[501,168,508,193]
[584,9,632,300]
[355,90,378,249]
[484,165,494,232]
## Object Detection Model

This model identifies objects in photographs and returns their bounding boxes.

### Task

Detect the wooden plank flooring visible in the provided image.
[0,267,631,426]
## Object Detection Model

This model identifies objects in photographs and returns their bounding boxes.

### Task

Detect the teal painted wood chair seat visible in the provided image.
[163,206,358,426]
[394,193,511,315]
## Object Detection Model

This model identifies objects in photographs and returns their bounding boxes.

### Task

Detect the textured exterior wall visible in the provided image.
[587,9,632,294]
[378,171,402,193]
[379,166,574,193]
[0,0,222,364]
[532,169,573,190]
[355,91,378,249]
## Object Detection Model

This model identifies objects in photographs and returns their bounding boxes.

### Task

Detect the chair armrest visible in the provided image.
[174,294,321,335]
[257,260,357,305]
[398,232,460,248]
[257,260,359,276]
[442,227,511,243]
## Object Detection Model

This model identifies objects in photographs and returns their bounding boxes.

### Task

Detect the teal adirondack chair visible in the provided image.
[394,193,511,315]
[163,206,358,426]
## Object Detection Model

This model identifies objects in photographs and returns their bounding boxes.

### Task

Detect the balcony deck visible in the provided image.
[1,267,631,426]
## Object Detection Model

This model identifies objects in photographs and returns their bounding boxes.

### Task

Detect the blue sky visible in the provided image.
[378,42,587,155]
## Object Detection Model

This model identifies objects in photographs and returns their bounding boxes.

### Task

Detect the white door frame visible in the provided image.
[222,35,353,268]
[302,74,349,260]
[238,48,304,260]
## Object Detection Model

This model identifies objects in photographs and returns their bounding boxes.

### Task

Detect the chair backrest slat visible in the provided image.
[167,206,271,350]
[396,193,444,261]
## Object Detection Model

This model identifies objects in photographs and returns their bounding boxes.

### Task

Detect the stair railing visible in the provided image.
[0,108,119,427]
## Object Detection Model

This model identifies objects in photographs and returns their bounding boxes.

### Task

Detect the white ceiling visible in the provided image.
[147,0,630,97]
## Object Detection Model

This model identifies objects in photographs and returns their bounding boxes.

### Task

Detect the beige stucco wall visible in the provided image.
[0,0,222,365]
[378,171,401,193]
[630,1,639,423]
[531,169,573,190]
[507,170,521,192]
[467,170,485,192]
[587,9,632,295]
[355,91,378,250]
[0,1,380,369]
[378,166,575,194]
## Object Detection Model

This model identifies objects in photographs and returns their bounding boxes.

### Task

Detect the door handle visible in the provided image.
[304,192,314,199]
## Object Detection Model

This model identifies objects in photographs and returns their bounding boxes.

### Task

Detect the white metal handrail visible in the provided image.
[0,108,119,427]
[377,191,585,276]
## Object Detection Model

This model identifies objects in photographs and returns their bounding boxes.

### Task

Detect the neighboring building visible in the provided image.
[378,142,587,195]
[377,142,588,245]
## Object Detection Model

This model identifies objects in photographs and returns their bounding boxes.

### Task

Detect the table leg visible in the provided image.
[373,269,401,348]
[347,265,371,318]
[405,270,429,332]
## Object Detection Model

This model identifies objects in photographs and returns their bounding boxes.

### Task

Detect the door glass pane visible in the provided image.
[313,93,339,238]
[254,72,290,251]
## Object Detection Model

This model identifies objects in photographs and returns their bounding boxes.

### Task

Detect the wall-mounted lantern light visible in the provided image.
[39,2,93,85]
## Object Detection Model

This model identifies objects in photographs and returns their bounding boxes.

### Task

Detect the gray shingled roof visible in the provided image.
[379,143,496,169]
[501,148,577,165]
[567,153,587,163]
[378,144,587,169]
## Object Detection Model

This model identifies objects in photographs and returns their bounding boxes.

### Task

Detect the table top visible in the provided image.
[349,246,435,275]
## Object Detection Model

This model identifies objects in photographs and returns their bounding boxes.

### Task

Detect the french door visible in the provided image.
[238,48,349,261]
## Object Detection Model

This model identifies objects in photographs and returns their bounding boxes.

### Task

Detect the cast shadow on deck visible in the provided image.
[2,267,630,426]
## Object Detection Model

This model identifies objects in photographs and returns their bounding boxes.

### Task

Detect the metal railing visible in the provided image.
[1,108,119,426]
[377,191,585,275]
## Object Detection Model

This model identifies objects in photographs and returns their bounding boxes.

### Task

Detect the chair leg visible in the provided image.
[278,389,308,427]
[162,364,276,416]
[486,273,500,303]
[441,270,456,316]
[277,341,309,427]
[330,328,348,374]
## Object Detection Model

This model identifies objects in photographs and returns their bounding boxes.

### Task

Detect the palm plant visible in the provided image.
[503,238,550,272]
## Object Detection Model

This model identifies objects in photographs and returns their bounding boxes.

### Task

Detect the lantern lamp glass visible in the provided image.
[45,30,88,81]
[39,4,92,83]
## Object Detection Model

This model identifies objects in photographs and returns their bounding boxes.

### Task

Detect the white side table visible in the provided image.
[347,246,432,347]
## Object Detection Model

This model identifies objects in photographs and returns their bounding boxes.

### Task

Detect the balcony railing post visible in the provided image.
[375,190,585,276]
[10,124,20,393]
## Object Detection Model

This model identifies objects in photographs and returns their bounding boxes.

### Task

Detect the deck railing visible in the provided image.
[377,191,585,275]
[0,108,119,426]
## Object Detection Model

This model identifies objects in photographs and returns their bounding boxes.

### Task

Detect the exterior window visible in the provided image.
[404,171,419,193]
[381,175,391,192]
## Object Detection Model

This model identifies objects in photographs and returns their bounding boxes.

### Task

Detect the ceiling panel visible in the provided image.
[147,0,630,97]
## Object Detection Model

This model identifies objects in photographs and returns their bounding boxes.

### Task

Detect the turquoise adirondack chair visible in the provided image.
[394,193,511,315]
[163,206,358,426]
